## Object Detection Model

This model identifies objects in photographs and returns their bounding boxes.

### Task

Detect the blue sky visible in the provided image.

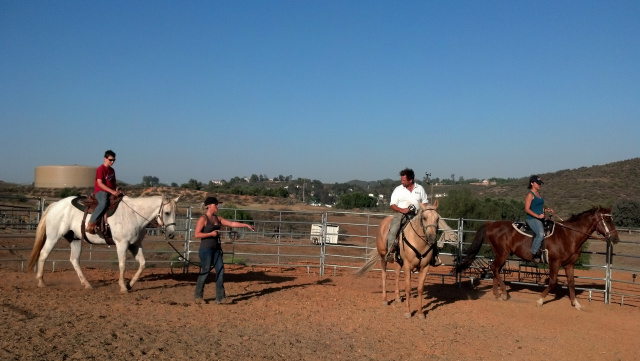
[1,1,638,185]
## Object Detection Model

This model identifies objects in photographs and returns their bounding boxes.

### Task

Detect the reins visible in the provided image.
[402,207,440,263]
[120,197,176,234]
[554,212,614,242]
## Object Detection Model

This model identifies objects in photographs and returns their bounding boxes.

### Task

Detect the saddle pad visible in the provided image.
[512,220,555,238]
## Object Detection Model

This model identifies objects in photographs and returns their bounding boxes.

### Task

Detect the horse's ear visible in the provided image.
[432,199,439,208]
[173,196,180,203]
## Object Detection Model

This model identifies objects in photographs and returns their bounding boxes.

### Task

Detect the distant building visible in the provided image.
[470,179,497,186]
[34,165,96,188]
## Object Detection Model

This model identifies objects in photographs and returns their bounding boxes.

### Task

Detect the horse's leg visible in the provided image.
[126,243,146,291]
[69,239,92,289]
[403,263,412,318]
[35,237,59,288]
[393,262,402,304]
[537,262,560,307]
[415,266,430,320]
[491,254,508,300]
[380,257,388,305]
[563,264,582,310]
[115,241,129,293]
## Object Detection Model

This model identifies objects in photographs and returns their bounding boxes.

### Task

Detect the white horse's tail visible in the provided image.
[27,204,52,271]
[354,252,381,277]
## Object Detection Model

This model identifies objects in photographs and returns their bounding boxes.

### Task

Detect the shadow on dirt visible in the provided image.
[232,277,334,303]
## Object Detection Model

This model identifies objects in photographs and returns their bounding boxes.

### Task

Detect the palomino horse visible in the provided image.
[27,195,179,293]
[357,200,443,318]
[455,206,619,310]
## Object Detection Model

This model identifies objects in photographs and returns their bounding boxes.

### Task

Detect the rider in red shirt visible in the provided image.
[87,150,123,234]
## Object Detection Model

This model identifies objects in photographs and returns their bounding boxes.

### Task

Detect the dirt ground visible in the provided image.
[2,264,639,361]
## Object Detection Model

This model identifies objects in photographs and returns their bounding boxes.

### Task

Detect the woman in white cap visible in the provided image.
[194,196,255,304]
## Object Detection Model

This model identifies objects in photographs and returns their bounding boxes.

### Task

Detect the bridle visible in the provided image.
[121,198,176,236]
[407,206,440,245]
[402,207,440,263]
[555,210,615,242]
[154,199,177,234]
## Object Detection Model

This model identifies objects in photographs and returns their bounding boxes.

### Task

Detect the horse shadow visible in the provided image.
[231,277,334,303]
[131,267,334,303]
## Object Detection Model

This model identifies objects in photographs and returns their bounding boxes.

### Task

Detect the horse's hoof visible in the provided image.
[501,294,508,301]
[573,302,582,311]
[418,313,426,320]
[382,300,389,306]
[84,284,93,290]
[394,298,402,304]
[404,312,411,319]
[536,298,544,307]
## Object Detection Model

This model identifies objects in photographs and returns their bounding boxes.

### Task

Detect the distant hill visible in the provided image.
[2,158,638,216]
[453,157,640,217]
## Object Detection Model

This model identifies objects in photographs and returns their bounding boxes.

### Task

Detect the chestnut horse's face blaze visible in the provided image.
[596,208,619,244]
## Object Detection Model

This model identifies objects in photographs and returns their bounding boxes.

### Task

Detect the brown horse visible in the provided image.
[356,200,442,318]
[455,206,619,310]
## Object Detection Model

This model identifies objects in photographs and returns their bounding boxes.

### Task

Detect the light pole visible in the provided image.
[425,172,434,201]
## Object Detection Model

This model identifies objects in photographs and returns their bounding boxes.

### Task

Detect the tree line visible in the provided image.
[129,174,640,228]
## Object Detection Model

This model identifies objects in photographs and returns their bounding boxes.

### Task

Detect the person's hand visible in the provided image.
[247,225,255,232]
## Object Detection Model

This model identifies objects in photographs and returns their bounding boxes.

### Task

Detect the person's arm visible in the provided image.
[524,193,543,219]
[194,216,219,239]
[219,217,255,231]
[96,179,118,195]
[390,204,411,214]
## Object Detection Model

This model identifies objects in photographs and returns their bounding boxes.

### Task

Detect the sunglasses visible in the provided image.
[107,158,115,162]
[534,179,543,185]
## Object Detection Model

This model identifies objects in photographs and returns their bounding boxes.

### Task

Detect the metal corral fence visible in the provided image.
[1,196,639,306]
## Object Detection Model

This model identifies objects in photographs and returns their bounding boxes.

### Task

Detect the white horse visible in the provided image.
[27,195,179,293]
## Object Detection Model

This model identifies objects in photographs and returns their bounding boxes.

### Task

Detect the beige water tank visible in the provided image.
[34,165,96,188]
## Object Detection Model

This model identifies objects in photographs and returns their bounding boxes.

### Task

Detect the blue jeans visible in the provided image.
[89,191,109,223]
[194,247,225,301]
[527,218,544,254]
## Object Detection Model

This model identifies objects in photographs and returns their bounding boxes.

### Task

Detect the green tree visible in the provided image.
[335,192,377,209]
[181,178,203,190]
[613,199,640,227]
[142,175,160,187]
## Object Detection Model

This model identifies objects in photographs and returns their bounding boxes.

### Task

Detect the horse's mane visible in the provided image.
[565,206,606,222]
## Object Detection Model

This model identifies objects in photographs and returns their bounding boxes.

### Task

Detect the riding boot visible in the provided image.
[86,222,97,235]
[532,250,542,263]
[386,241,399,262]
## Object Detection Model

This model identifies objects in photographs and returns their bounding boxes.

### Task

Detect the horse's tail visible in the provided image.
[354,252,381,277]
[27,205,51,271]
[455,222,490,273]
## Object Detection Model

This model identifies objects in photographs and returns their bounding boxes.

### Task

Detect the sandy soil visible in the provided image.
[2,264,639,361]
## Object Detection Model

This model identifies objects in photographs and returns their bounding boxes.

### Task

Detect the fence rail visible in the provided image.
[1,196,639,306]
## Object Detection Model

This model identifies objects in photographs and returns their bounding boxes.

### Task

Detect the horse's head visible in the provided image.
[158,196,180,239]
[418,199,440,244]
[595,207,619,244]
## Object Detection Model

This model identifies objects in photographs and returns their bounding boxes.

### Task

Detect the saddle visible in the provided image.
[71,194,123,245]
[512,218,555,238]
[512,219,554,264]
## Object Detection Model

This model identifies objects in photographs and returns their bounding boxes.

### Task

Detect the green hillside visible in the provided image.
[446,157,640,217]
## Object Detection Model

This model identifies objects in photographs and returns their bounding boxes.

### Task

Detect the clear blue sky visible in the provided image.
[1,1,638,185]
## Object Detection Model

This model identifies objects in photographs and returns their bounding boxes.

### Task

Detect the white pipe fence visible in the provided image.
[1,196,639,305]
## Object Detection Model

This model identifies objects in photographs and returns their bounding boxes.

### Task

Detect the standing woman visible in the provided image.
[525,175,553,263]
[194,196,255,304]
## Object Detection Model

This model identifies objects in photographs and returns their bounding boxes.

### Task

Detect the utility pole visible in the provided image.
[425,172,434,201]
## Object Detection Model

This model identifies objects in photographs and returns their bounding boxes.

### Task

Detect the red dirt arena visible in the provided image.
[1,264,639,361]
